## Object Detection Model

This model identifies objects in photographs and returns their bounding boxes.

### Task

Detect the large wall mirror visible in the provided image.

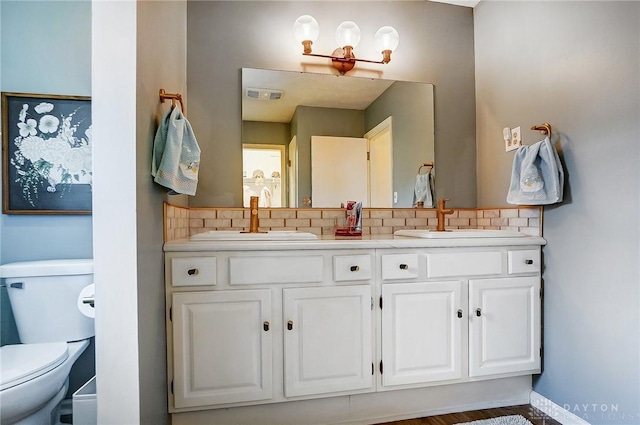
[241,68,435,208]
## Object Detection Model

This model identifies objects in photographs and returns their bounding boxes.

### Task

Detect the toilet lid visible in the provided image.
[0,342,68,391]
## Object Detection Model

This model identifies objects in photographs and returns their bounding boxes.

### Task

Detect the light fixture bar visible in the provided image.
[302,52,386,65]
[293,15,399,75]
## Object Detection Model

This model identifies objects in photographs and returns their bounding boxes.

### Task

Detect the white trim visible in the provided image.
[530,391,592,425]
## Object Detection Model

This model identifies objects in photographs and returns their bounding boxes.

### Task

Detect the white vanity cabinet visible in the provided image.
[164,238,544,420]
[171,289,273,408]
[380,281,463,387]
[468,276,541,377]
[283,285,373,397]
[165,249,376,413]
[377,246,542,390]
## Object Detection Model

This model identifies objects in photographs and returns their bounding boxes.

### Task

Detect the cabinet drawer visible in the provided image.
[171,257,217,287]
[333,255,372,282]
[426,251,502,278]
[381,254,419,281]
[229,255,323,285]
[508,249,540,274]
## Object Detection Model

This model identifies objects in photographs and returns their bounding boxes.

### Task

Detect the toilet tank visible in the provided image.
[0,259,94,344]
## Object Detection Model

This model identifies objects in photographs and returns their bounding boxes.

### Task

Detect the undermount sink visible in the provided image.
[393,229,525,239]
[190,230,318,241]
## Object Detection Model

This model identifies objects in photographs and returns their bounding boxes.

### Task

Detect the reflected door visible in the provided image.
[311,136,369,208]
[366,117,393,208]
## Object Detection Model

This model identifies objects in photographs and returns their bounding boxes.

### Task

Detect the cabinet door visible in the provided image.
[381,281,463,387]
[469,277,541,377]
[172,290,272,408]
[283,285,373,397]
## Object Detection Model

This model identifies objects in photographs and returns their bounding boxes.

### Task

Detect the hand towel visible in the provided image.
[413,172,434,208]
[507,136,564,205]
[151,106,201,196]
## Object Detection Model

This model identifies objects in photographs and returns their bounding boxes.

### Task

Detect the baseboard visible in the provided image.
[530,391,591,425]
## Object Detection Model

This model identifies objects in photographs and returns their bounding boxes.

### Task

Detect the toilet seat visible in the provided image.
[0,342,68,391]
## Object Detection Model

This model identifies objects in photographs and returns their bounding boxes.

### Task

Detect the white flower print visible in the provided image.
[34,102,54,114]
[18,135,46,162]
[39,114,59,133]
[17,119,38,137]
[11,100,92,207]
[18,104,28,123]
[62,148,86,175]
[40,137,71,165]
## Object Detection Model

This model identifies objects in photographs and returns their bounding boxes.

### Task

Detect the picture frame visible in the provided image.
[2,92,92,214]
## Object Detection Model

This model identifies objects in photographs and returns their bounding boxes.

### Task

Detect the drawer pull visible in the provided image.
[350,265,360,272]
[457,309,463,319]
[399,264,409,270]
[476,308,482,317]
[263,321,270,331]
[187,268,199,276]
[287,320,294,331]
[524,259,534,265]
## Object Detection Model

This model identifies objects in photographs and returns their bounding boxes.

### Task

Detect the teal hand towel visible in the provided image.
[152,106,201,196]
[507,137,564,205]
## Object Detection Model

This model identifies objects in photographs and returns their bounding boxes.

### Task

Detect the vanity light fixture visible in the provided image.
[293,15,399,75]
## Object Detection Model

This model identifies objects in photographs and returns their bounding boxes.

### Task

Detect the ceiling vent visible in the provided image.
[246,88,283,101]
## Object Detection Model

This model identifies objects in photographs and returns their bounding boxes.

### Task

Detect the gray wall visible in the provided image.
[136,1,187,424]
[365,81,434,207]
[474,2,639,422]
[242,121,291,147]
[293,106,365,206]
[187,1,476,208]
[0,0,94,392]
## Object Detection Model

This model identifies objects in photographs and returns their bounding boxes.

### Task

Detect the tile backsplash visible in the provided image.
[164,203,542,242]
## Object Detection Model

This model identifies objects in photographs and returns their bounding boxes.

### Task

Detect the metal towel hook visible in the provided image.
[531,122,552,139]
[417,162,434,175]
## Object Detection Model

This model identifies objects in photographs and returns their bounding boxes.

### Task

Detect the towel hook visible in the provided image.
[531,122,552,139]
[417,162,434,175]
[159,89,185,114]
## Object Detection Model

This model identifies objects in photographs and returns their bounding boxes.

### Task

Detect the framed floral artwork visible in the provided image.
[2,92,92,214]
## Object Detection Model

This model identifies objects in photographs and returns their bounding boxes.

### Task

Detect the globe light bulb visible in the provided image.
[335,21,361,48]
[374,26,400,53]
[293,15,320,43]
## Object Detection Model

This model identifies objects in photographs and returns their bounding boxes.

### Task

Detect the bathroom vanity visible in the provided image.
[163,233,545,424]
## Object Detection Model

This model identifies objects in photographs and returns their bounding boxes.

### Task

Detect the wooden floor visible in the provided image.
[377,404,562,425]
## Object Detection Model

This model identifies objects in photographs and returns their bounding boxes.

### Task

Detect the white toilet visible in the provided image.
[0,259,94,425]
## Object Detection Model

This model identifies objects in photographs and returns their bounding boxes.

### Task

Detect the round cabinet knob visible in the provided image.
[399,264,409,270]
[350,265,360,272]
[287,320,294,331]
[457,309,463,319]
[187,268,199,276]
[524,259,534,265]
[476,308,482,317]
[263,321,270,331]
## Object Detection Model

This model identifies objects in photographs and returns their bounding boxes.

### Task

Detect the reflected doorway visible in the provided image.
[242,144,286,207]
[288,136,298,208]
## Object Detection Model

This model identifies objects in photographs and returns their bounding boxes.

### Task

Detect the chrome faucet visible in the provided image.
[436,198,454,231]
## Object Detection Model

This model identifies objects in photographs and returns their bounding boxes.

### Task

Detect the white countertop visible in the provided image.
[164,234,546,252]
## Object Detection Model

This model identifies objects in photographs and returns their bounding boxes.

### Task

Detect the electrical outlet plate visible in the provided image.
[511,126,522,146]
[506,126,522,152]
